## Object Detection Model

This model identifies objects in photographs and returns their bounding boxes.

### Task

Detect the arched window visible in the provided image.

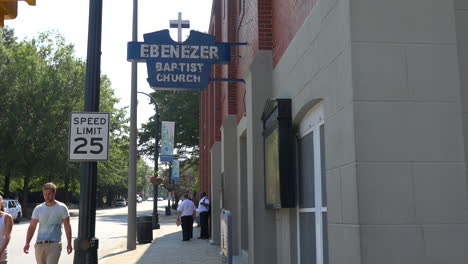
[297,102,328,264]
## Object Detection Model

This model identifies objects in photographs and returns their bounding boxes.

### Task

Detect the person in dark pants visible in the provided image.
[177,194,196,241]
[197,192,210,239]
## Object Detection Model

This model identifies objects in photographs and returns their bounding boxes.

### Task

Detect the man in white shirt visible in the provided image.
[197,192,210,239]
[177,194,196,241]
[24,182,72,264]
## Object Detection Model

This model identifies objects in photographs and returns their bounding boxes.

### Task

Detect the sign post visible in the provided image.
[73,0,103,262]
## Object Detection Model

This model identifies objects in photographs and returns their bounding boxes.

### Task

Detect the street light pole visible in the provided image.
[167,162,172,215]
[127,0,138,251]
[137,91,160,229]
[74,0,102,262]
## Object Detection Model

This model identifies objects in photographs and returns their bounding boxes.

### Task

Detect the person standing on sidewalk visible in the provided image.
[23,182,73,264]
[197,192,210,239]
[177,194,196,241]
[0,195,13,264]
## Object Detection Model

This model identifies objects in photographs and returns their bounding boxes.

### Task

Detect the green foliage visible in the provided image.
[139,90,200,160]
[0,28,86,201]
[159,157,199,200]
[0,28,143,204]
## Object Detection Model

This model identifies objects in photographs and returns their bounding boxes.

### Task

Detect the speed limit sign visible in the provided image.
[69,112,110,161]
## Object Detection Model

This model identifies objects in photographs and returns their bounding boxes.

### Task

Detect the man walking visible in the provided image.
[197,192,210,239]
[24,182,72,264]
[177,194,196,241]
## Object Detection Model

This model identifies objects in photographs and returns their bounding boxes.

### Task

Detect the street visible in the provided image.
[7,200,165,263]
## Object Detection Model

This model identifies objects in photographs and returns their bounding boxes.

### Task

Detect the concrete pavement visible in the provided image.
[99,210,221,264]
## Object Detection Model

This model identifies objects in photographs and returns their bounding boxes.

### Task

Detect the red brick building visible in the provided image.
[199,0,468,264]
[200,0,314,202]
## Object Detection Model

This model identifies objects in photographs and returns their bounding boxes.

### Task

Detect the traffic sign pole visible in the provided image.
[73,0,103,263]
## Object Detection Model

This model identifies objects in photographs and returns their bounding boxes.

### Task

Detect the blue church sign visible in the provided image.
[128,30,233,90]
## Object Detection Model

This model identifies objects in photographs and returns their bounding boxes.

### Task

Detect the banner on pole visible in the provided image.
[160,121,175,162]
[172,160,180,181]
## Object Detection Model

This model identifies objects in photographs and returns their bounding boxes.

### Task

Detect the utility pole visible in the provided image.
[127,0,138,251]
[74,0,103,263]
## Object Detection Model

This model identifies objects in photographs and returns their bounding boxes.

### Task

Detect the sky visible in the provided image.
[6,0,213,129]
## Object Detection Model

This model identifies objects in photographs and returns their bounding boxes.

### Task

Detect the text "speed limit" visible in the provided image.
[69,112,110,161]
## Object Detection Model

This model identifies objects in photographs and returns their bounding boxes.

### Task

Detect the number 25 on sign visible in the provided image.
[69,112,110,161]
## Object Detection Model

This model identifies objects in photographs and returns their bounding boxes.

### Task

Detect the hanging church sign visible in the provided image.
[127,30,232,90]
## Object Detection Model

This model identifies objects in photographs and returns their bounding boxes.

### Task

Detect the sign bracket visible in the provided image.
[226,42,248,46]
[210,78,245,84]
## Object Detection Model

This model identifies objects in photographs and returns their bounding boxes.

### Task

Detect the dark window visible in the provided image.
[299,132,315,208]
[320,125,326,206]
[300,213,316,263]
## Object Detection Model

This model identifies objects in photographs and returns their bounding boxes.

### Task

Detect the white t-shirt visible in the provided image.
[198,197,210,212]
[177,199,196,217]
[32,201,70,242]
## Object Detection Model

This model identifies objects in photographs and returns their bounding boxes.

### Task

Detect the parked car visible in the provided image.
[3,199,22,223]
[157,197,164,201]
[136,195,142,203]
[114,198,127,207]
[147,197,154,201]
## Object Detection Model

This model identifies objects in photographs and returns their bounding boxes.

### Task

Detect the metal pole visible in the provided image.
[127,0,138,250]
[74,0,102,263]
[137,91,160,229]
[167,163,172,214]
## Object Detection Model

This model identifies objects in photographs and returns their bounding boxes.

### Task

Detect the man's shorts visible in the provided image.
[34,241,62,264]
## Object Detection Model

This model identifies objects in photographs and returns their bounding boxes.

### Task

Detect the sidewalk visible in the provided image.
[99,211,221,264]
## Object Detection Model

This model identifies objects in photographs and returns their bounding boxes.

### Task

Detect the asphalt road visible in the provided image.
[7,200,164,263]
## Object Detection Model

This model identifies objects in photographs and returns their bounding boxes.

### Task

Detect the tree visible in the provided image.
[0,27,21,196]
[0,28,138,207]
[173,159,199,200]
[139,90,200,160]
[0,29,87,202]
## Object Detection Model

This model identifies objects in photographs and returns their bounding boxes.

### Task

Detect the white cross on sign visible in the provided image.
[169,12,190,42]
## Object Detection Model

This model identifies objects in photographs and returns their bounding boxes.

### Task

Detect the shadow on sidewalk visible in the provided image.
[99,224,220,264]
[136,230,220,264]
[100,248,132,259]
[98,230,183,262]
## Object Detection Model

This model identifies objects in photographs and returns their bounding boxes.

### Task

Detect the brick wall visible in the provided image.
[227,0,239,118]
[199,0,315,196]
[272,0,316,65]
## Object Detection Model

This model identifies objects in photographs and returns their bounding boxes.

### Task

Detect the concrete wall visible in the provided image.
[210,142,222,245]
[272,0,359,263]
[351,0,468,263]
[245,50,277,264]
[221,115,240,254]
[220,0,468,263]
[269,0,468,263]
[236,119,249,264]
[455,0,468,226]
